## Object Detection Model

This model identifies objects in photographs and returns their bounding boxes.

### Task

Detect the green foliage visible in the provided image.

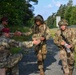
[70,6,76,25]
[67,0,73,7]
[57,4,67,19]
[0,0,38,27]
[46,13,56,28]
[10,47,22,54]
[50,28,57,38]
[64,6,73,25]
[46,0,76,27]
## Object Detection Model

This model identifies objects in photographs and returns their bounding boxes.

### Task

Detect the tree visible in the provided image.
[0,0,38,27]
[56,4,67,19]
[67,0,73,7]
[64,6,73,25]
[46,13,56,28]
[70,6,76,25]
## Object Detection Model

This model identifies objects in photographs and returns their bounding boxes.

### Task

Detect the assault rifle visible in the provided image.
[60,31,71,53]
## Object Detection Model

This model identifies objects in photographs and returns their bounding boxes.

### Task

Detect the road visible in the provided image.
[19,39,76,75]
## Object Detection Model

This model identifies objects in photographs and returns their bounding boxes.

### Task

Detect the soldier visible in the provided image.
[54,19,76,75]
[15,15,51,75]
[0,17,19,75]
[0,17,9,36]
[0,34,40,75]
[0,17,40,75]
[0,36,22,75]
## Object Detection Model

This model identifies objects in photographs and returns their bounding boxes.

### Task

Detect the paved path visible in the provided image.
[19,39,76,75]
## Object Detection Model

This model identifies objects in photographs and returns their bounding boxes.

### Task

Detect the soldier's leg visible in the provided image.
[6,54,22,75]
[62,59,69,75]
[6,65,19,75]
[6,68,12,75]
[41,44,47,67]
[37,53,43,68]
[68,63,74,75]
[0,68,6,75]
[59,50,69,75]
[11,64,19,75]
[41,44,47,58]
[69,68,73,75]
[37,53,45,75]
[68,52,74,75]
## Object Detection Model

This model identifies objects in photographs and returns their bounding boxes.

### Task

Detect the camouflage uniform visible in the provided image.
[0,35,34,75]
[54,19,75,75]
[0,35,22,75]
[22,22,50,75]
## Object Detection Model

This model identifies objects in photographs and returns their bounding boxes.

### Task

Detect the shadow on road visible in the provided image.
[19,39,59,75]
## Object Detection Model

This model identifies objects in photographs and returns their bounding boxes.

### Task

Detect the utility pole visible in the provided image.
[56,16,61,27]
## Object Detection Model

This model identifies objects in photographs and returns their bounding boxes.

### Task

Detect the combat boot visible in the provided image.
[40,69,45,75]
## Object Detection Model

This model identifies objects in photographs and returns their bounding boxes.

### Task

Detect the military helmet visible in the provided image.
[32,34,41,41]
[58,19,68,26]
[34,15,44,24]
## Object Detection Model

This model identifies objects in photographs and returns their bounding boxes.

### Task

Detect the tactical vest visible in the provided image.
[33,25,39,34]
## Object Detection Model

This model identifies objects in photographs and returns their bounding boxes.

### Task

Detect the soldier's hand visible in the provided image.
[14,31,22,36]
[66,44,72,49]
[61,41,66,45]
[41,37,45,41]
[4,33,10,37]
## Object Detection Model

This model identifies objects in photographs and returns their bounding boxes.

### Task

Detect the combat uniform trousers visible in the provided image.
[6,53,23,75]
[0,47,10,75]
[35,44,47,75]
[6,64,19,75]
[59,49,74,75]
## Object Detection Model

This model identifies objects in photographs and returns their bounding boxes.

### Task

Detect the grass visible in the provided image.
[50,28,58,38]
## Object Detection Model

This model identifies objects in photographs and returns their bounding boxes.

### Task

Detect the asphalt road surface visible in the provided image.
[19,39,76,75]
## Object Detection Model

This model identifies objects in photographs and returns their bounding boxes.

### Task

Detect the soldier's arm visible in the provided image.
[8,39,41,48]
[9,33,15,37]
[21,41,33,48]
[44,26,51,40]
[70,29,76,49]
[15,29,32,36]
[71,29,76,45]
[7,28,32,37]
[0,39,33,48]
[21,30,32,36]
[19,38,41,48]
[54,31,63,47]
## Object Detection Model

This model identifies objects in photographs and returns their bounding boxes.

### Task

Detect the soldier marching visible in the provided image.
[15,14,51,75]
[54,19,76,75]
